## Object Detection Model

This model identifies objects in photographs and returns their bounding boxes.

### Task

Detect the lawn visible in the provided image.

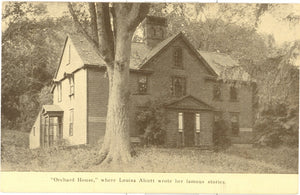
[1,130,298,173]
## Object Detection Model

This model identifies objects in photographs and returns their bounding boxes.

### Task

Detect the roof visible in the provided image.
[66,32,217,76]
[56,32,251,82]
[42,105,63,113]
[165,95,214,111]
[69,34,152,70]
[198,51,252,81]
[69,34,106,66]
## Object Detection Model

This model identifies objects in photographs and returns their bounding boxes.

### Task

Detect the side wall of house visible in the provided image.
[135,38,254,144]
[53,69,87,146]
[87,68,109,144]
[29,111,41,149]
[205,81,254,143]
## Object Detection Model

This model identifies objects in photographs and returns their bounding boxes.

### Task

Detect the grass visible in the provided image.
[1,130,298,173]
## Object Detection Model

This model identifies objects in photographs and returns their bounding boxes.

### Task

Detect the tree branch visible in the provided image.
[68,3,109,66]
[88,2,99,45]
[95,3,115,65]
[127,3,150,32]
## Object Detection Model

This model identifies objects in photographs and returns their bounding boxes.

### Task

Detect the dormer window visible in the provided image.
[174,47,183,68]
[138,75,148,94]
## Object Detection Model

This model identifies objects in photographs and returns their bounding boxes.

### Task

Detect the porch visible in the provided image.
[40,105,64,148]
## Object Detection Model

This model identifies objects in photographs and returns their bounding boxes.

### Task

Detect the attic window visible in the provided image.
[174,47,183,68]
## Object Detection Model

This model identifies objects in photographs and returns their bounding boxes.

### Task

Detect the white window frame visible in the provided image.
[69,75,75,97]
[195,113,201,133]
[57,82,62,102]
[178,112,183,132]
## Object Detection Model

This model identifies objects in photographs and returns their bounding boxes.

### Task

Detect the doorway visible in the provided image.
[183,112,195,146]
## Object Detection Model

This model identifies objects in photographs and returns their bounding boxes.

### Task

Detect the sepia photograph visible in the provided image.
[1,1,299,192]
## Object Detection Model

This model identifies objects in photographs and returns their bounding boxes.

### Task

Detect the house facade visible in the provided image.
[29,16,255,149]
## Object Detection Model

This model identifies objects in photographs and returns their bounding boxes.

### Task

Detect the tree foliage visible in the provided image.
[1,2,74,129]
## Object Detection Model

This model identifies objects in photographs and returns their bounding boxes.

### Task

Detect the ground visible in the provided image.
[1,130,298,173]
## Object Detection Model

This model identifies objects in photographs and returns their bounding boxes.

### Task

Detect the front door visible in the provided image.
[184,112,195,146]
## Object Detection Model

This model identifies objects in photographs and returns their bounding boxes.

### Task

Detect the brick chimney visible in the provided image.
[141,16,167,48]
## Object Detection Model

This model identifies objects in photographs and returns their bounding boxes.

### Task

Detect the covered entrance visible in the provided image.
[165,95,215,147]
[41,105,64,148]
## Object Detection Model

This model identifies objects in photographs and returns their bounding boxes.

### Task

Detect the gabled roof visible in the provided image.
[69,34,106,66]
[198,51,253,82]
[137,32,218,76]
[55,32,218,75]
[165,95,214,111]
[54,32,252,82]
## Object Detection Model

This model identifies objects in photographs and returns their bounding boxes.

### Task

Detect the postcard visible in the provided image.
[1,1,299,194]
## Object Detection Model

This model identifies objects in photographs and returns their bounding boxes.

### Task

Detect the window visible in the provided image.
[69,109,74,136]
[69,75,75,97]
[174,47,183,68]
[195,113,201,133]
[172,76,186,97]
[230,86,238,101]
[213,84,221,100]
[150,27,156,37]
[178,113,183,132]
[138,75,148,94]
[231,113,239,136]
[57,82,62,102]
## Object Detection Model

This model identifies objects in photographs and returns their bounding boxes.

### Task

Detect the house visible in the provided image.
[29,16,256,149]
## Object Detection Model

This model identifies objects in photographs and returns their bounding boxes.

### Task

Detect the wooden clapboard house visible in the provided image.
[30,16,255,149]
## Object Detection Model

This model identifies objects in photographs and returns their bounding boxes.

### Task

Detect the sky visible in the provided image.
[43,2,300,47]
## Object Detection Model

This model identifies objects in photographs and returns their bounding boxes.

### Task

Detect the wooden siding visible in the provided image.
[87,68,109,144]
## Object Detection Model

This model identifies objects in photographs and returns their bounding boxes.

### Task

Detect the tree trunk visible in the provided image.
[97,31,133,164]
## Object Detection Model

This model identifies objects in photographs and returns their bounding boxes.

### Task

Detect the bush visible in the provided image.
[213,119,231,151]
[253,103,299,148]
[136,98,168,146]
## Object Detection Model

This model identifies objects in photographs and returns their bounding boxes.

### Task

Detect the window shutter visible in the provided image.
[178,113,183,132]
[195,113,200,133]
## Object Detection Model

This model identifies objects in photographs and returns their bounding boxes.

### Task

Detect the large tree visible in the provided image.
[68,3,149,164]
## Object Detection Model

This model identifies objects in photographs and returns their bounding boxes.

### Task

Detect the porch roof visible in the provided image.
[165,95,215,111]
[42,105,63,115]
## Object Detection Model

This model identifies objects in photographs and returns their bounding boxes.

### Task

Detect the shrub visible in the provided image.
[253,103,299,148]
[136,98,168,146]
[213,119,231,152]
